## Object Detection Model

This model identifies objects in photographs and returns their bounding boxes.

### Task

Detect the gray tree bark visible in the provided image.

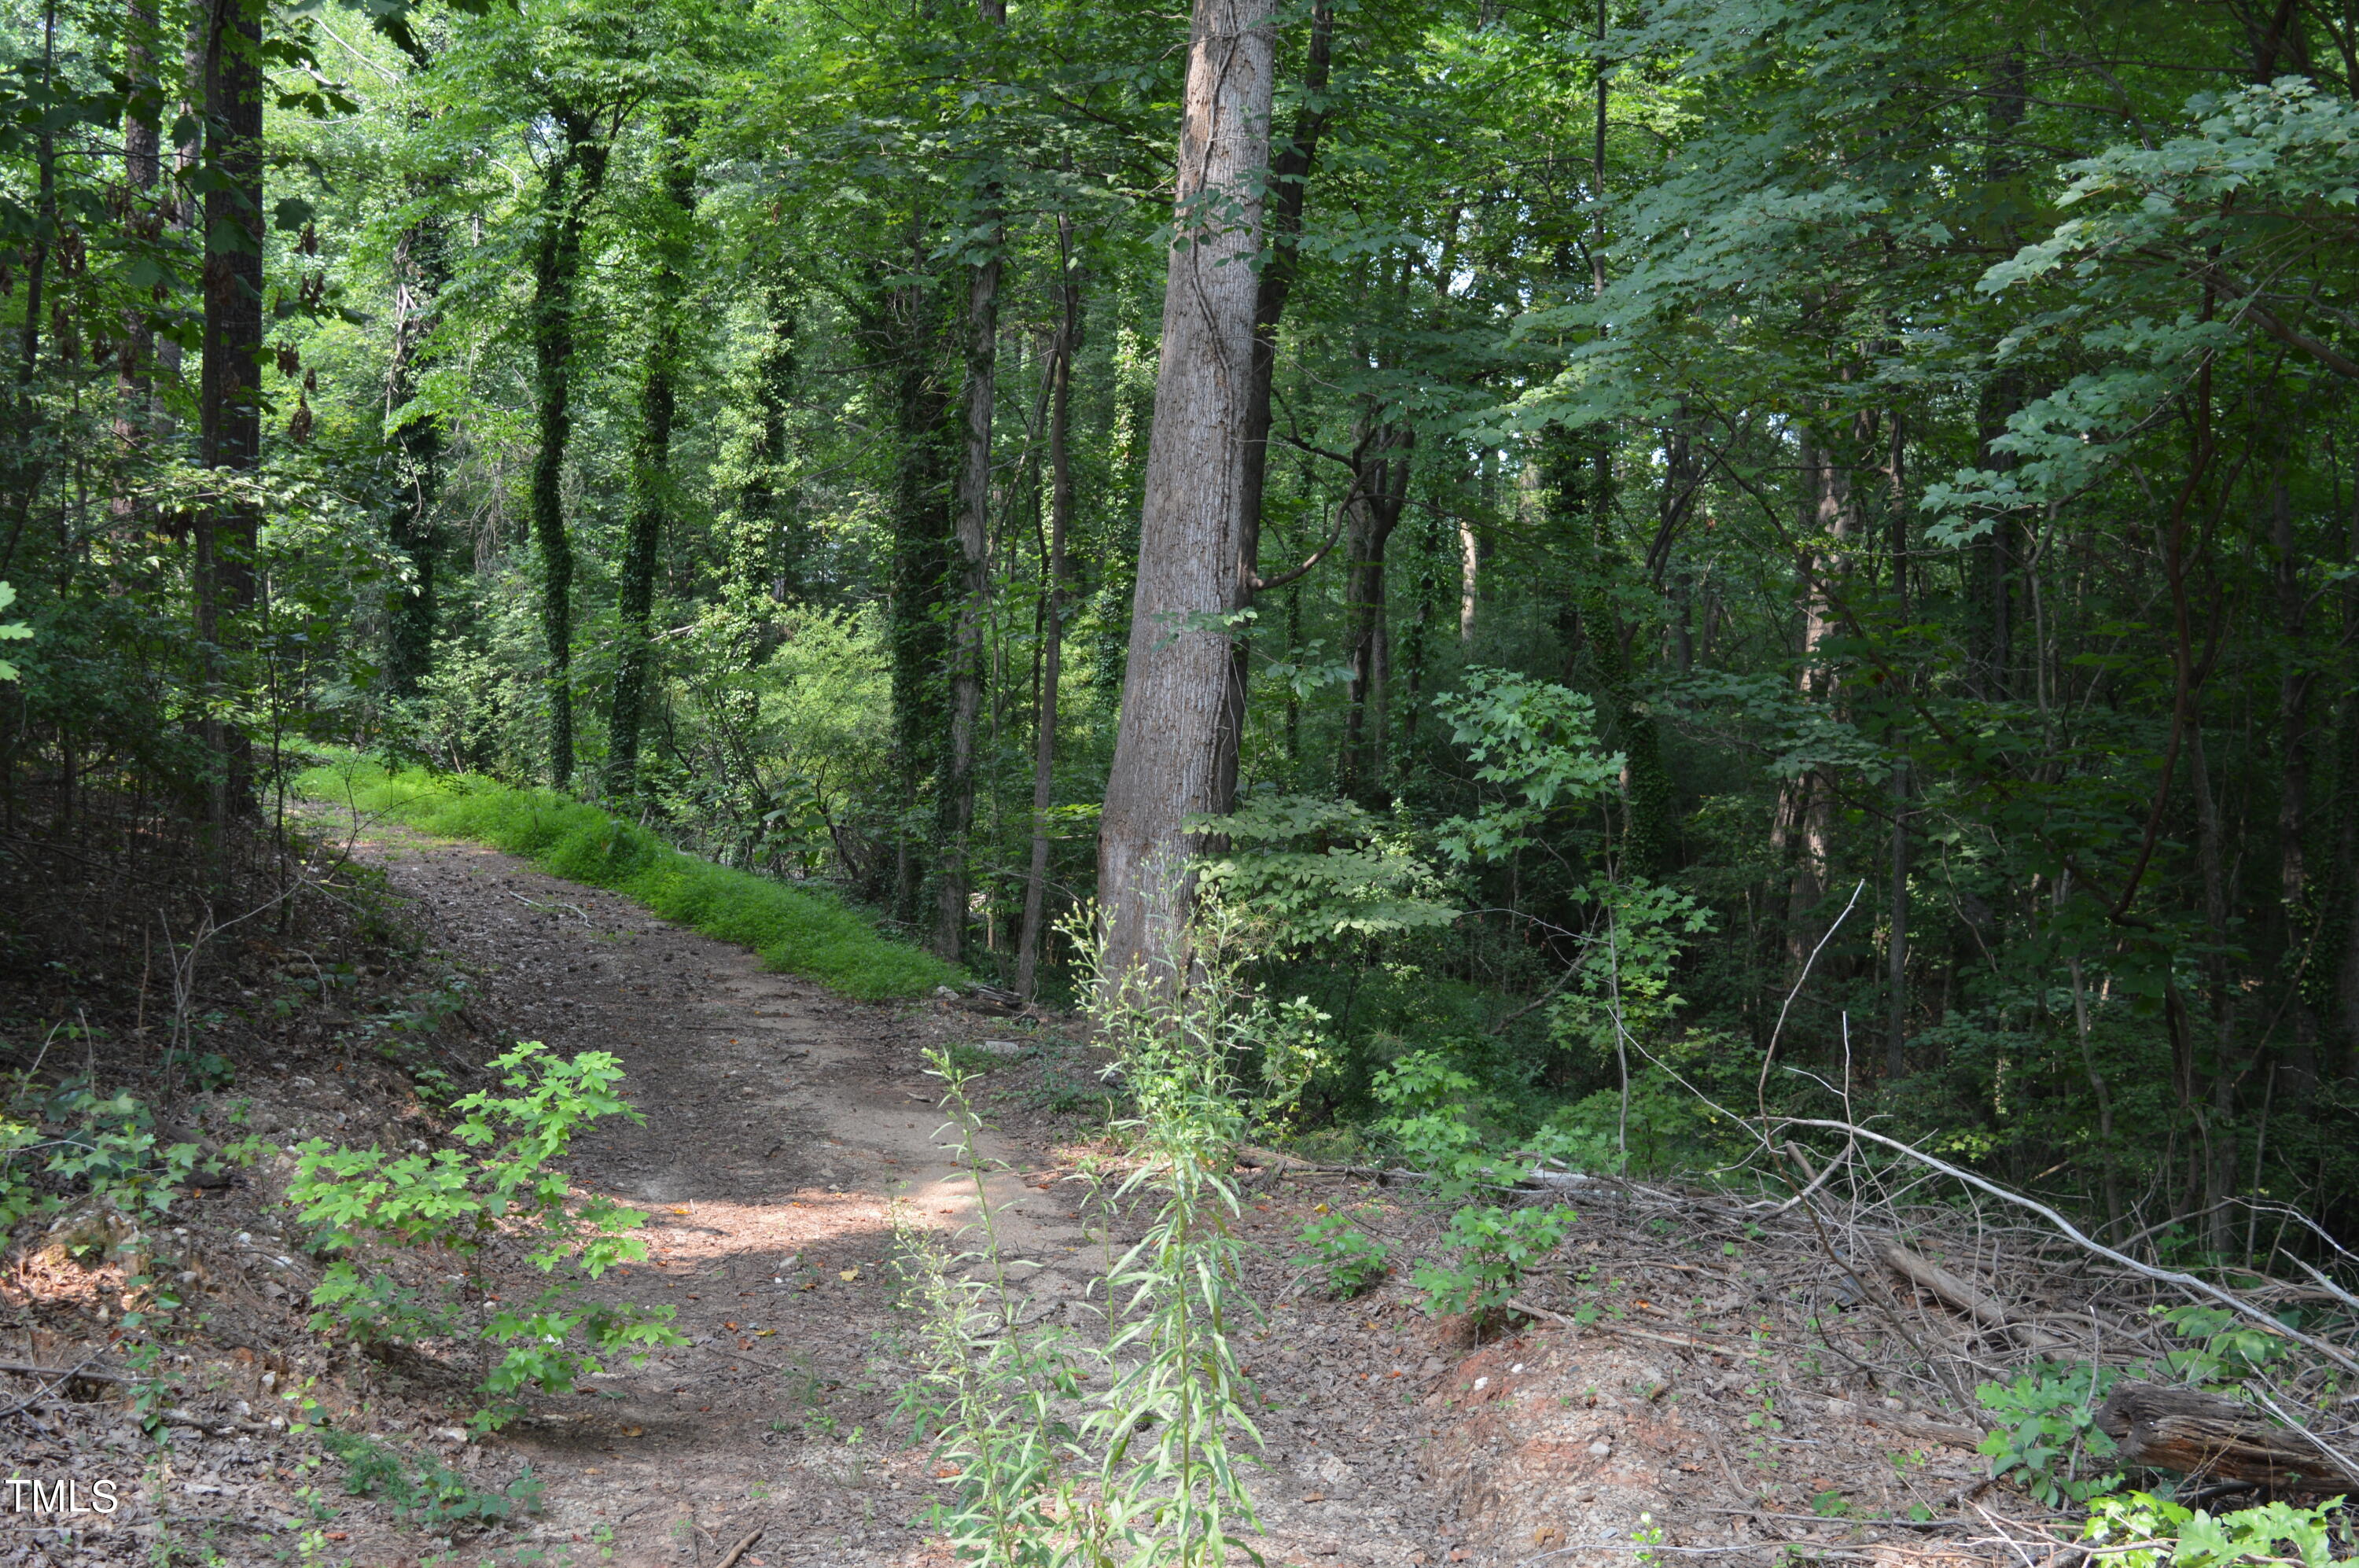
[1097,0,1277,983]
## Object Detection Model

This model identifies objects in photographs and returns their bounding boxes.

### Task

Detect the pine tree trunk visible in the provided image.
[1017,227,1080,1001]
[605,114,695,803]
[1098,0,1278,983]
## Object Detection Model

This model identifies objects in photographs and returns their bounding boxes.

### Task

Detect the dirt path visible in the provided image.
[347,825,1463,1568]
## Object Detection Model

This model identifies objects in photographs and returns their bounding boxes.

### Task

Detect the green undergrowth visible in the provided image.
[293,757,959,1002]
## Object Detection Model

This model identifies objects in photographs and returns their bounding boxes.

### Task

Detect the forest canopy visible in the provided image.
[6,0,2358,1262]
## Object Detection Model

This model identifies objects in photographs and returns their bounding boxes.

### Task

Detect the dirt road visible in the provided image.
[349,826,1463,1568]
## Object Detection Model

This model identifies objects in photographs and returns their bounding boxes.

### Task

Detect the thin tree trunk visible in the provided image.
[2191,719,2242,1256]
[937,0,1010,960]
[114,0,160,525]
[384,201,448,700]
[1098,0,1278,983]
[1458,513,1478,644]
[527,115,609,790]
[2272,462,2319,1090]
[1017,223,1080,1001]
[1785,421,1853,966]
[1340,421,1411,806]
[1220,0,1335,809]
[2067,951,2125,1235]
[2335,483,2359,1079]
[1,0,59,586]
[605,112,695,801]
[1886,411,1911,1077]
[886,238,956,926]
[197,0,263,821]
[733,274,797,636]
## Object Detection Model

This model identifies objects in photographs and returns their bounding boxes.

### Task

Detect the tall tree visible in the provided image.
[937,0,1010,960]
[197,0,264,819]
[1016,216,1080,999]
[1098,0,1278,981]
[527,108,612,789]
[605,110,697,801]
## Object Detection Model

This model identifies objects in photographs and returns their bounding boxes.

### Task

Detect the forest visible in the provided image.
[5,0,2359,1560]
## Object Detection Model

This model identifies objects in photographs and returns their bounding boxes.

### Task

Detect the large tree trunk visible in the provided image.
[604,114,695,803]
[197,0,263,822]
[1098,0,1278,983]
[1016,223,1080,1001]
[527,116,609,790]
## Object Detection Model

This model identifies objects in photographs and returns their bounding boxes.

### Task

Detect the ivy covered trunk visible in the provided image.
[605,113,697,804]
[528,117,609,790]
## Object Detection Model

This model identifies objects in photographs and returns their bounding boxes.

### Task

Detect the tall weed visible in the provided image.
[897,906,1268,1566]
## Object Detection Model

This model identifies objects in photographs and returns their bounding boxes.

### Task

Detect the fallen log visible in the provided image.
[1878,1242,2073,1353]
[2095,1382,2359,1493]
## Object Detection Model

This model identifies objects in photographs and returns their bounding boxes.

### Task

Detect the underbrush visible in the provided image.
[293,756,959,1001]
[321,1430,544,1525]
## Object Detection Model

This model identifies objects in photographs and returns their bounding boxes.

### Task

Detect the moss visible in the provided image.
[295,760,959,1003]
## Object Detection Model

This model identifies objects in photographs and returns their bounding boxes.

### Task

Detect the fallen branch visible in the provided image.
[1878,1243,2074,1353]
[714,1526,766,1568]
[1506,1296,1731,1356]
[1773,1117,2359,1375]
[0,1359,131,1383]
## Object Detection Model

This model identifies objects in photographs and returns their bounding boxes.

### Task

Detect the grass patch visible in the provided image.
[294,758,959,1003]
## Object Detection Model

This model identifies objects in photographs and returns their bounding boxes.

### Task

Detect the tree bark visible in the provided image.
[1883,408,1909,1075]
[527,114,609,790]
[1017,223,1080,1001]
[2271,462,2320,1090]
[1098,0,1278,983]
[885,241,956,926]
[1339,418,1412,806]
[114,0,160,524]
[604,113,694,802]
[937,0,1010,960]
[731,274,797,636]
[197,0,263,821]
[1220,0,1335,808]
[384,201,448,701]
[1782,421,1854,966]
